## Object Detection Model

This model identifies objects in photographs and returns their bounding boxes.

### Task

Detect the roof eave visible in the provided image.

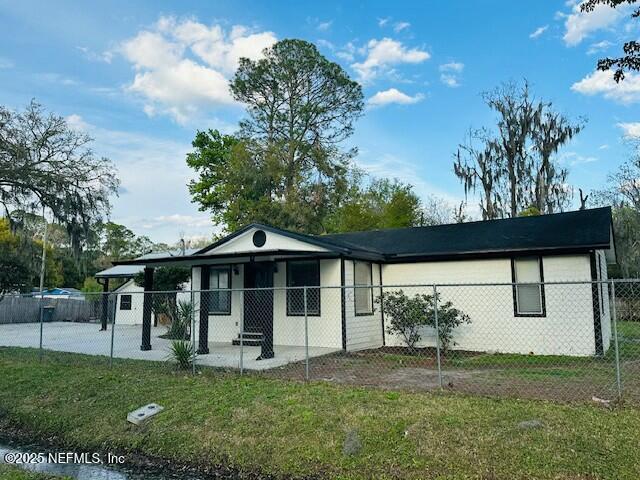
[195,223,356,256]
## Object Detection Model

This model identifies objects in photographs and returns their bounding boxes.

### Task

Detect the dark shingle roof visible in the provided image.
[319,207,613,260]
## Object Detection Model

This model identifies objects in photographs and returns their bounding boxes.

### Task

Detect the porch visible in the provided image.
[0,322,340,371]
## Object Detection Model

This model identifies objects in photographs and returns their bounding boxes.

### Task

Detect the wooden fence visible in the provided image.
[0,296,101,324]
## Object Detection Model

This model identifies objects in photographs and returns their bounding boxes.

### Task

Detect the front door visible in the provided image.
[244,262,274,359]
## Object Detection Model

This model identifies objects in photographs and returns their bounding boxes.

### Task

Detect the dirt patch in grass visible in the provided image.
[262,348,635,403]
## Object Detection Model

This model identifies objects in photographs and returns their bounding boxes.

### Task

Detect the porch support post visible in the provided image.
[198,265,210,354]
[99,278,109,331]
[140,267,154,351]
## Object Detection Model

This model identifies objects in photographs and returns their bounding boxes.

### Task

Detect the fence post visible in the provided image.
[611,281,622,400]
[38,298,44,362]
[191,289,196,376]
[109,293,116,368]
[433,284,443,389]
[304,286,309,381]
[239,290,244,375]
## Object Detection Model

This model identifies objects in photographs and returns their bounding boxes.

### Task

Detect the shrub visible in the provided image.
[161,299,193,340]
[375,290,470,353]
[168,340,194,369]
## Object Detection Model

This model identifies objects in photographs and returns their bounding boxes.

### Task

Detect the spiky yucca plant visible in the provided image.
[168,340,194,370]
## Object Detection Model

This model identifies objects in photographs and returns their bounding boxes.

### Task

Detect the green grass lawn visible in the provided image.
[0,348,639,479]
[0,464,67,480]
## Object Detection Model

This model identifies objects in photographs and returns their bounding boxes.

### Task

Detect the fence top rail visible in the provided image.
[4,278,640,298]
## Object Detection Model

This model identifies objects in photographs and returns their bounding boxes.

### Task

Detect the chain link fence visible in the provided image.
[1,280,639,403]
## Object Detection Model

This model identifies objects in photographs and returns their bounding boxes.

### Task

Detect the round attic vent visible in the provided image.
[252,230,266,247]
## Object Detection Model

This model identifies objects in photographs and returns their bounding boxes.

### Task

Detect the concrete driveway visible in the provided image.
[0,321,338,371]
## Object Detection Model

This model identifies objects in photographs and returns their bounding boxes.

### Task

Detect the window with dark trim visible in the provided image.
[354,261,374,315]
[511,257,546,316]
[120,294,132,311]
[209,265,231,314]
[286,259,320,316]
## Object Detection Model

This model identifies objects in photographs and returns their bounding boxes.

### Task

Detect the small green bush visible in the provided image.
[376,290,470,352]
[168,339,194,369]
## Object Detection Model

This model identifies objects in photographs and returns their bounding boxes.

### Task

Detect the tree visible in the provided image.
[454,129,502,220]
[0,100,118,256]
[101,222,152,262]
[581,0,639,82]
[454,81,583,219]
[189,40,364,234]
[0,220,31,296]
[375,290,470,353]
[591,144,640,277]
[134,266,191,292]
[324,178,423,232]
[134,266,191,327]
[531,109,583,214]
[421,195,455,226]
[0,218,62,293]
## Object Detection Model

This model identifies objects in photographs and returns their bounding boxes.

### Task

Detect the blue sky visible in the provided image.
[1,0,639,243]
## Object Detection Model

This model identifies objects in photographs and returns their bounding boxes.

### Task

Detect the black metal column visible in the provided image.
[141,267,154,351]
[100,278,109,331]
[198,265,210,354]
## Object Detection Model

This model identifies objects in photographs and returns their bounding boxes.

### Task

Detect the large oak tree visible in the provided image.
[0,100,118,255]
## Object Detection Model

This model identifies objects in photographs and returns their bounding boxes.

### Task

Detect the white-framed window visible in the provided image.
[354,261,373,315]
[512,257,545,316]
[209,266,231,314]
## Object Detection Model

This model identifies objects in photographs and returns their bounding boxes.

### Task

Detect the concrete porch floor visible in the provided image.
[0,322,340,370]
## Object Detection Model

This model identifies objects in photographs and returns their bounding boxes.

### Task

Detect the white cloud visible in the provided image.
[316,20,332,31]
[351,38,430,82]
[529,25,548,39]
[439,62,464,73]
[77,46,113,63]
[440,75,461,88]
[367,88,424,107]
[559,151,598,166]
[37,73,79,86]
[65,114,90,131]
[64,114,221,243]
[562,1,628,46]
[119,16,277,123]
[439,62,464,88]
[587,40,613,54]
[394,22,411,33]
[599,144,610,150]
[336,42,356,62]
[571,70,640,103]
[152,214,212,228]
[617,122,640,139]
[316,39,334,50]
[378,17,390,27]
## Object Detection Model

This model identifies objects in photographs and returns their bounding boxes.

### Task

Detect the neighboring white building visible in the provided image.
[95,250,196,329]
[109,279,191,326]
[112,208,616,358]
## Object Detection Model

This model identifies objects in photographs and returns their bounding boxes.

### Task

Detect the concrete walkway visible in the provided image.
[0,322,339,370]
